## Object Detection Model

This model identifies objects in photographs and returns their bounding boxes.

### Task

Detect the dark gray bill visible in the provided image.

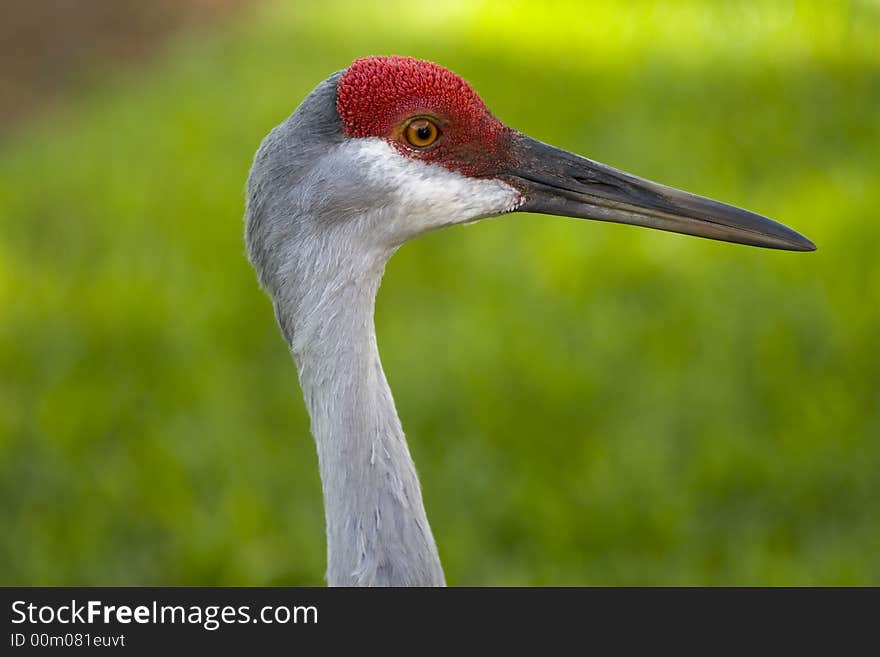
[501,133,815,251]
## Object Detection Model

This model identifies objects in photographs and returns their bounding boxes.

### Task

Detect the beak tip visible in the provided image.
[786,232,817,252]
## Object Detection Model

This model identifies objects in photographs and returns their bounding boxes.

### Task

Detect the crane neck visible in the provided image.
[281,245,445,586]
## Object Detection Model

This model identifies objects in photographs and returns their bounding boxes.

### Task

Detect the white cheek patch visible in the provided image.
[345,138,522,239]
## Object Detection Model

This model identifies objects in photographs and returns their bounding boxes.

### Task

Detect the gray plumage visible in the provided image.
[245,73,446,586]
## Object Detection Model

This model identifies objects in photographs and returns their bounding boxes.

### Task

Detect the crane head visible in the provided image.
[246,56,814,296]
[336,55,815,251]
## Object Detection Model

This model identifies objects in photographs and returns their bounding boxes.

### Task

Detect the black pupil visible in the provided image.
[416,124,432,141]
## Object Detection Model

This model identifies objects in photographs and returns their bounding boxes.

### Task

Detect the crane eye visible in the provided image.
[404,118,440,148]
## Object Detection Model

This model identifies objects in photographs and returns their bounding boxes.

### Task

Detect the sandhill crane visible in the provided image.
[244,56,814,587]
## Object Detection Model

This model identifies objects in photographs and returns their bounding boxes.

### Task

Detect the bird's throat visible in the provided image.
[286,260,445,586]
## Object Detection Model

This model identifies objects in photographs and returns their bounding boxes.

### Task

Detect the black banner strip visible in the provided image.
[2,587,876,651]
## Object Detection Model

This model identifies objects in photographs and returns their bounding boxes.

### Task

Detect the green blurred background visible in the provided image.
[1,0,878,585]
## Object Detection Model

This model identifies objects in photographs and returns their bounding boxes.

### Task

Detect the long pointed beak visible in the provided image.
[501,133,815,251]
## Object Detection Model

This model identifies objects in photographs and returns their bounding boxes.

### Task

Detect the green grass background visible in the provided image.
[2,0,878,585]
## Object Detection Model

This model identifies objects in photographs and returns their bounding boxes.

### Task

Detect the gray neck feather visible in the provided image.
[290,245,444,586]
[245,73,445,586]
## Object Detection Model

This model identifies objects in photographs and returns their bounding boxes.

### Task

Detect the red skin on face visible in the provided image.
[336,56,514,178]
